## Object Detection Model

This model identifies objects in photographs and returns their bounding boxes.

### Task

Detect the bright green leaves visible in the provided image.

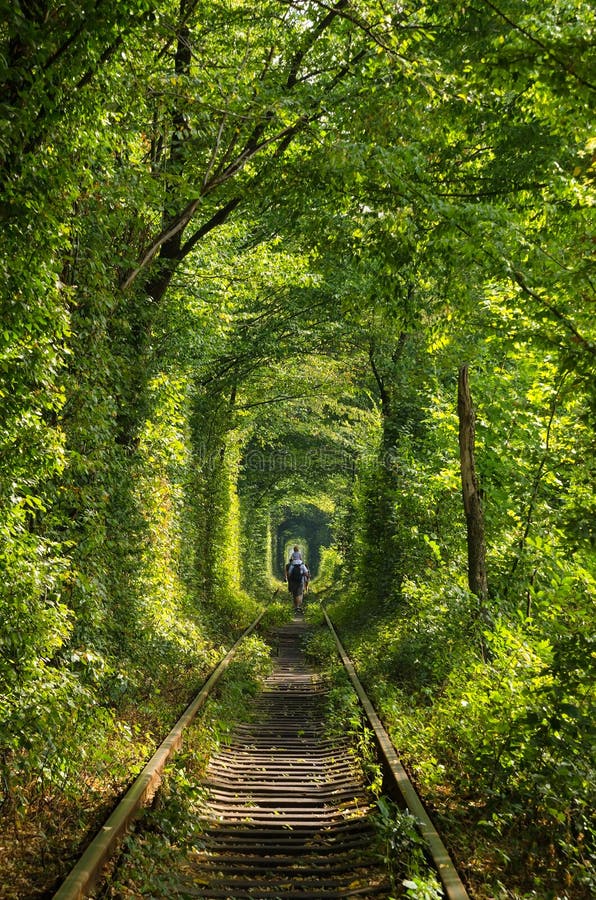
[0,2,594,893]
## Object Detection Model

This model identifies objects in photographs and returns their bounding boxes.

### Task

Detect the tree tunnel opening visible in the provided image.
[273,505,332,579]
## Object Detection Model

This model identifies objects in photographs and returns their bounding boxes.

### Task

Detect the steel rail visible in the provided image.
[52,609,266,900]
[323,609,470,900]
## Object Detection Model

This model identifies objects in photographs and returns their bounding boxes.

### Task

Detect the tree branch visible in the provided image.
[451,222,595,356]
[236,387,326,411]
[368,343,390,416]
[120,197,201,290]
[121,112,317,290]
[180,196,242,257]
[513,272,595,355]
[286,0,349,88]
[480,0,595,91]
[283,0,405,57]
[121,11,368,292]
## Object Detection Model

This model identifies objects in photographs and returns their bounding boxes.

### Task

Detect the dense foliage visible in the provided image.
[0,1,594,897]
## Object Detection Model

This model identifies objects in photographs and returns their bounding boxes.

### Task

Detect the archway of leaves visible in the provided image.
[275,505,333,578]
[1,2,594,898]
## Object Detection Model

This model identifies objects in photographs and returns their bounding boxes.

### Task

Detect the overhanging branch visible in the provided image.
[481,0,595,91]
[120,197,201,290]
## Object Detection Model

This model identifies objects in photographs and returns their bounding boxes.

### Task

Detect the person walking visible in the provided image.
[286,548,309,612]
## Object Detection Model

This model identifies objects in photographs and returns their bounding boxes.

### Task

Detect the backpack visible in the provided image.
[288,563,303,591]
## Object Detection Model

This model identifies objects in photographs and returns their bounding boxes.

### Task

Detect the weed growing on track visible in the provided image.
[303,613,443,897]
[374,797,444,899]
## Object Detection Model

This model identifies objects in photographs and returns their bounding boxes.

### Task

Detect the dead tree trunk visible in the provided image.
[458,365,489,606]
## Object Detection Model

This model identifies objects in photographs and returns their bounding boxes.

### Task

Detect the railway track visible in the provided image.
[182,619,390,897]
[53,607,469,900]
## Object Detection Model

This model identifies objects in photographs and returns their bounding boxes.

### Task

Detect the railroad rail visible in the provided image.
[52,612,266,900]
[53,606,469,899]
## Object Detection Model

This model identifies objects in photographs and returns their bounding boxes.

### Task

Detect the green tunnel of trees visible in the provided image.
[0,1,594,898]
[275,506,332,577]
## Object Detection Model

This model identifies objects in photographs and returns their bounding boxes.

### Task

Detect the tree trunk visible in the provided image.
[458,365,489,605]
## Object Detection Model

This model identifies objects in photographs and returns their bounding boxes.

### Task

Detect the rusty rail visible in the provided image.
[52,610,265,900]
[323,609,470,900]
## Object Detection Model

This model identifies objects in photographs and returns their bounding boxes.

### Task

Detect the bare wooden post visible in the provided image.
[458,365,489,605]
